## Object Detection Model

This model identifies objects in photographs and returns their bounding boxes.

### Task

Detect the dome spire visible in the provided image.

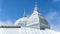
[23,9,26,17]
[35,2,37,8]
[35,2,38,11]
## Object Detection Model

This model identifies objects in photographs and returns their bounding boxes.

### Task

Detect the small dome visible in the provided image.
[14,17,28,27]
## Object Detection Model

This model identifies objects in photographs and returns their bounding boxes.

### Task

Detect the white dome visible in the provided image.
[14,17,28,27]
[14,3,50,29]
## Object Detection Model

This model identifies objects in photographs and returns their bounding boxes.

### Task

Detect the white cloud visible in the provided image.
[51,24,60,32]
[0,8,13,26]
[45,11,58,22]
[0,20,14,26]
[53,0,60,2]
[0,8,2,12]
[45,11,60,32]
[0,8,2,16]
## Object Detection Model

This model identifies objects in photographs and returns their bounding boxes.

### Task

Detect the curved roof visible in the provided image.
[14,17,28,26]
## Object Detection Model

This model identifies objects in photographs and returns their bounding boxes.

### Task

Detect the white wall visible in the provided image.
[0,27,60,34]
[0,28,20,34]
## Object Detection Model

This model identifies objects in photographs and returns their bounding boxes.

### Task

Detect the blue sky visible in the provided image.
[0,0,60,32]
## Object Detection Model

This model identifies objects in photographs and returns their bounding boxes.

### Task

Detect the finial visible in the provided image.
[23,9,26,17]
[34,2,38,11]
[35,2,37,8]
